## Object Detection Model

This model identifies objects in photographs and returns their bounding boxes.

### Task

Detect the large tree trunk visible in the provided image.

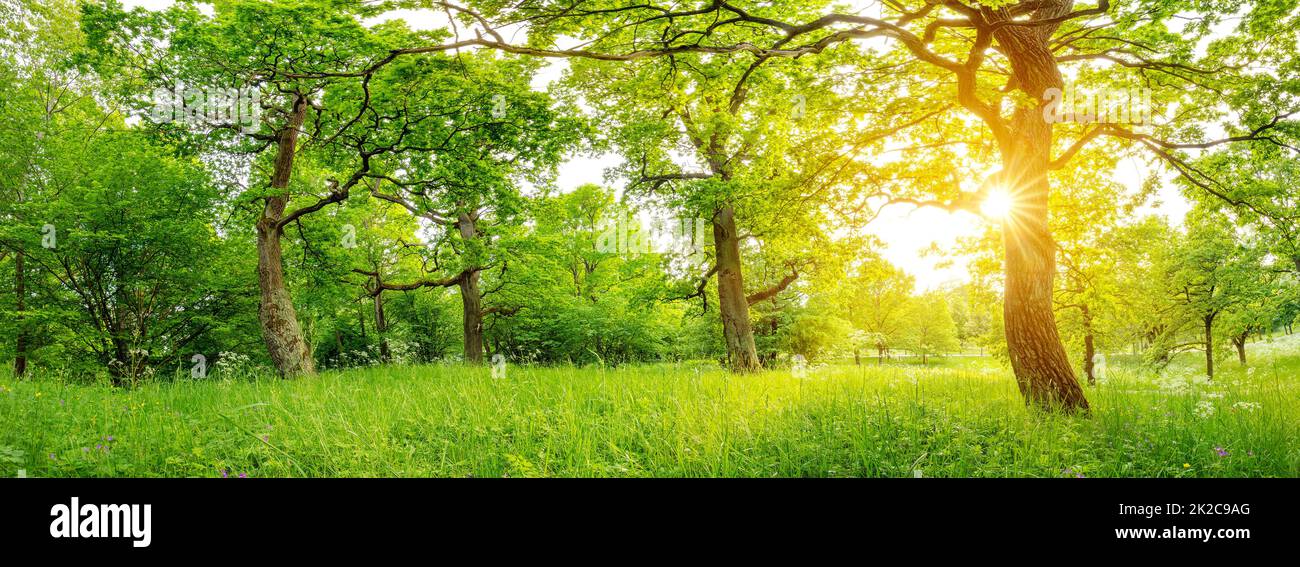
[256,95,315,377]
[993,8,1090,413]
[1204,314,1215,380]
[712,205,761,372]
[108,335,130,387]
[13,251,27,378]
[997,123,1089,411]
[373,291,390,363]
[458,272,483,364]
[1232,333,1247,365]
[456,213,485,364]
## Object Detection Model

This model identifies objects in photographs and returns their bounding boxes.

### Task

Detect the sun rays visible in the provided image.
[980,187,1016,220]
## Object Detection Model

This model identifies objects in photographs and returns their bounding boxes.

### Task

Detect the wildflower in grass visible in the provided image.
[219,469,228,478]
[1062,467,1085,478]
[1214,447,1229,458]
[1183,463,1191,468]
[48,453,56,460]
[238,473,247,478]
[261,435,269,443]
[1230,401,1261,413]
[1194,401,1216,419]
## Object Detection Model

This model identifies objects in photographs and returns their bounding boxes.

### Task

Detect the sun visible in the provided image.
[980,188,1015,220]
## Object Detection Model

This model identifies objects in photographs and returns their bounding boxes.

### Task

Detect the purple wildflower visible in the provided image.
[237,473,247,478]
[1214,446,1229,457]
[220,469,228,478]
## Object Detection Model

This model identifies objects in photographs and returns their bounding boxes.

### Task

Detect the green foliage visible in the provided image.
[780,308,852,361]
[26,131,234,379]
[1147,208,1278,369]
[899,292,962,364]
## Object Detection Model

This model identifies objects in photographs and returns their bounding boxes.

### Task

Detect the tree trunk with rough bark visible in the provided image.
[458,272,484,364]
[374,291,390,363]
[108,335,130,387]
[13,251,27,378]
[1204,314,1216,380]
[997,126,1090,411]
[993,7,1090,413]
[1232,333,1247,365]
[256,95,316,377]
[456,213,485,364]
[712,205,761,372]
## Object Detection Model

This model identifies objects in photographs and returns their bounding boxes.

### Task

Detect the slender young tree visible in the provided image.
[1157,209,1270,379]
[0,0,91,378]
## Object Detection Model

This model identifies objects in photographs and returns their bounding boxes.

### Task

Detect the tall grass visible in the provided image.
[1,337,1297,477]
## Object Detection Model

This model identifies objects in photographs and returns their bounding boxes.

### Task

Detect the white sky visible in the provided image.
[121,1,1194,291]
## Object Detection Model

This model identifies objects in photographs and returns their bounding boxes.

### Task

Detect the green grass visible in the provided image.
[2,336,1298,477]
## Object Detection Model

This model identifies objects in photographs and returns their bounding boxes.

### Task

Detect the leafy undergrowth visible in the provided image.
[1,341,1298,478]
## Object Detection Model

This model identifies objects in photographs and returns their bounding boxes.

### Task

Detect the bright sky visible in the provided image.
[121,1,1193,291]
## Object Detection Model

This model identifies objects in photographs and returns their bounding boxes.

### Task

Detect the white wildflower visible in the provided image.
[1194,400,1216,419]
[1231,401,1261,413]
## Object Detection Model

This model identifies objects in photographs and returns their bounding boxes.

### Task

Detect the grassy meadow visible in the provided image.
[2,335,1297,478]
